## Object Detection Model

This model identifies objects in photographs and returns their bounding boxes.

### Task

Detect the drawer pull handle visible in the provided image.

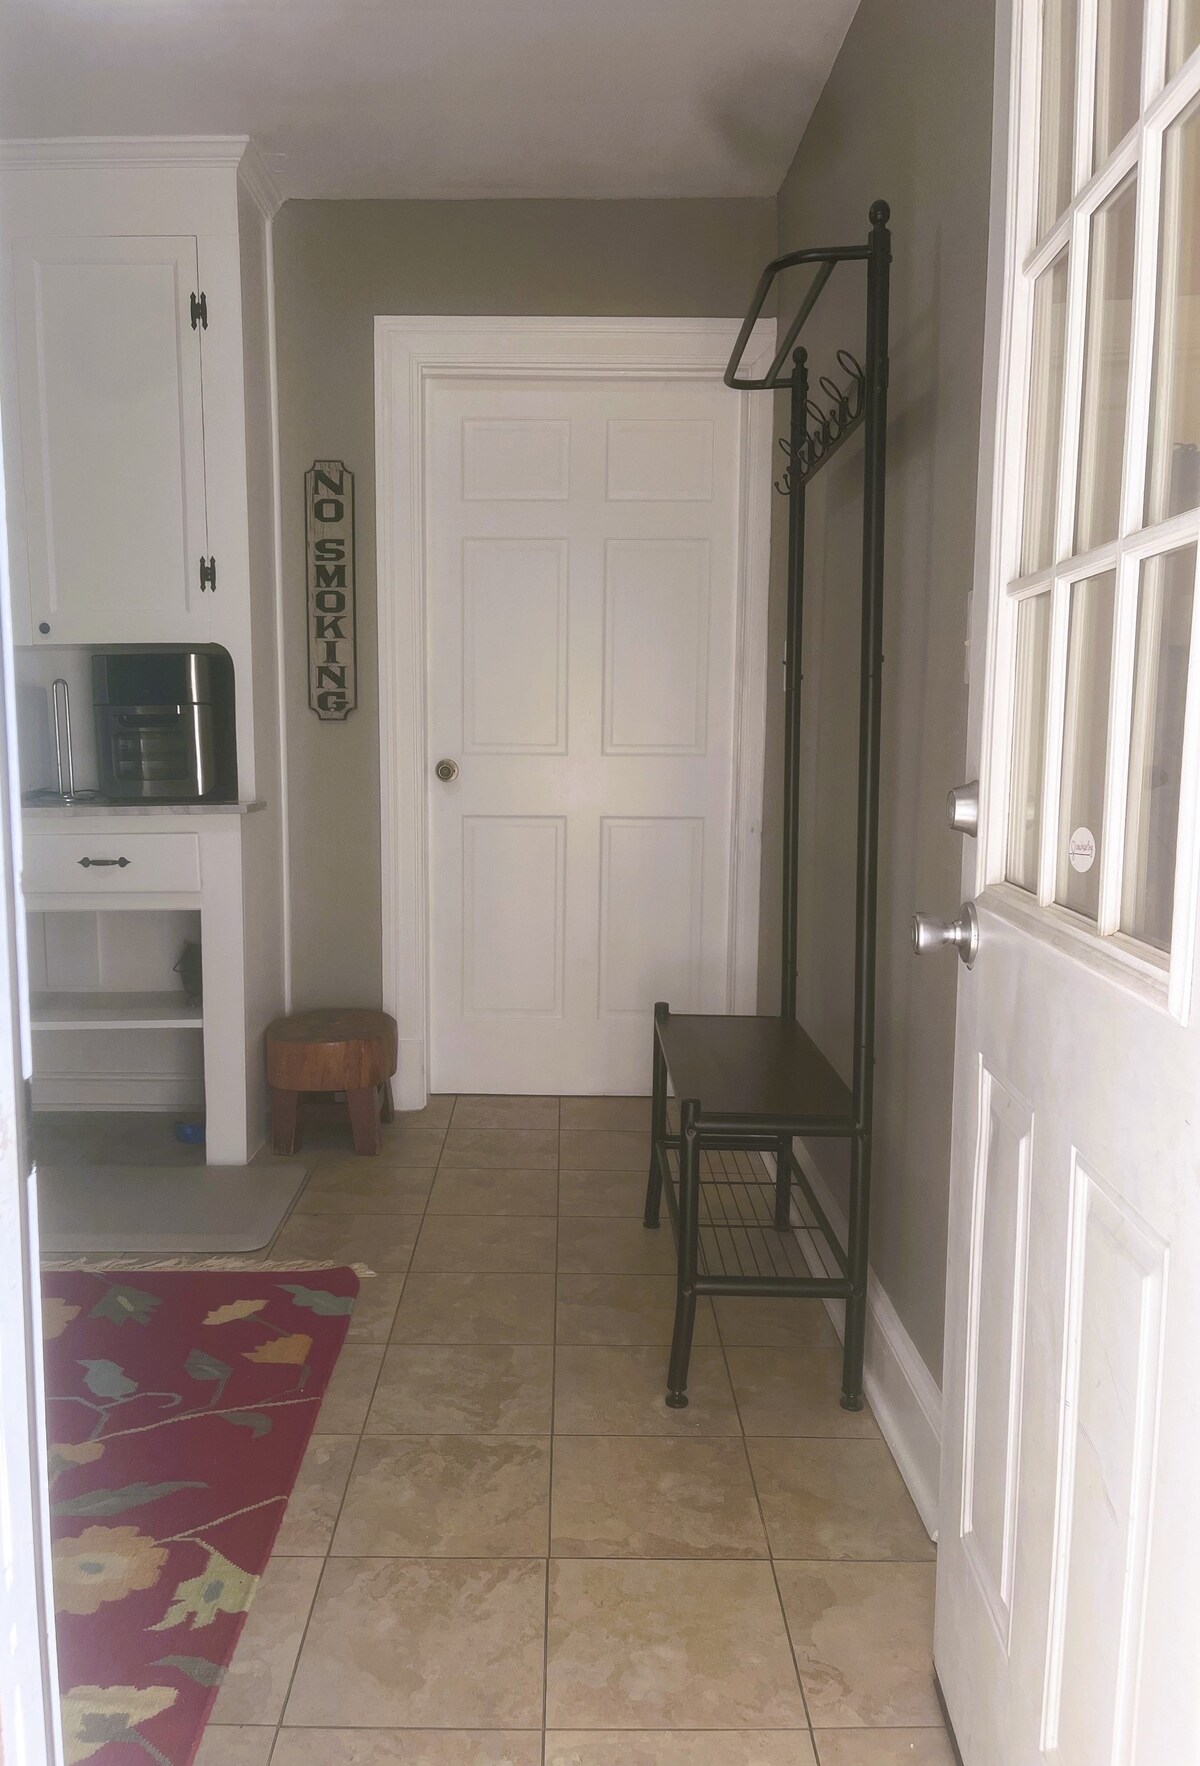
[77,856,130,869]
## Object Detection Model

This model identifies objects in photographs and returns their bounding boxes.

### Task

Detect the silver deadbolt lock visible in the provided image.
[434,758,460,783]
[912,901,980,968]
[947,779,980,838]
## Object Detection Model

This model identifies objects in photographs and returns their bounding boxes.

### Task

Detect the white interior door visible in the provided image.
[9,234,209,646]
[425,372,754,1095]
[938,3,1200,1762]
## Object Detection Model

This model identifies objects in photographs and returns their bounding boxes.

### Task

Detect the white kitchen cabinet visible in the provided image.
[10,233,211,646]
[22,805,273,1165]
[0,142,288,1165]
[0,138,284,805]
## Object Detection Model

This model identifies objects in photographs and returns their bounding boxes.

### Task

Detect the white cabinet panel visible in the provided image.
[11,234,209,644]
[23,831,201,897]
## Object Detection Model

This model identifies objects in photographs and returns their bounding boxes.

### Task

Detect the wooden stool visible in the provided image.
[265,1008,398,1156]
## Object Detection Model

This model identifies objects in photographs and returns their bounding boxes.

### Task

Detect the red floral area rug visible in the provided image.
[41,1267,359,1765]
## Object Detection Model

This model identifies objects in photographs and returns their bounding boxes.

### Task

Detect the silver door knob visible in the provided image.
[912,902,979,967]
[434,758,459,782]
[947,779,980,837]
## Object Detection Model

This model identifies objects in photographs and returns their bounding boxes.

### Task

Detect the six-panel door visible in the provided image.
[425,375,746,1095]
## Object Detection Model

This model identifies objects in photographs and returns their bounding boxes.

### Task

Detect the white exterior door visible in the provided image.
[0,392,63,1759]
[8,234,210,646]
[937,4,1200,1763]
[424,371,756,1095]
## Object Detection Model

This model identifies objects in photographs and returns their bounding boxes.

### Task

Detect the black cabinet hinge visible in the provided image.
[190,290,208,330]
[199,555,217,594]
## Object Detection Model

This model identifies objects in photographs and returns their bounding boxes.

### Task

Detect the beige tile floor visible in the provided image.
[175,1095,955,1766]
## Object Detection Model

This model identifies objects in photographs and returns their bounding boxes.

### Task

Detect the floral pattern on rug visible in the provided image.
[42,1268,359,1765]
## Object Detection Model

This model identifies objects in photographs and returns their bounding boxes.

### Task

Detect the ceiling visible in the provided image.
[0,0,860,202]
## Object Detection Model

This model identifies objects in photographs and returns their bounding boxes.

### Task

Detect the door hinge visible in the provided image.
[199,555,217,594]
[190,290,208,330]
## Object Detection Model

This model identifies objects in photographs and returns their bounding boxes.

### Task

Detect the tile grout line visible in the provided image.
[541,1095,562,1766]
[262,1099,452,1762]
[714,1284,819,1749]
[243,1102,921,1759]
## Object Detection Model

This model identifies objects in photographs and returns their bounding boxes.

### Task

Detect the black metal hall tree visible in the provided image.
[643,200,892,1412]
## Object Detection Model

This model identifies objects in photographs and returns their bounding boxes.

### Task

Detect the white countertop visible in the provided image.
[23,800,264,819]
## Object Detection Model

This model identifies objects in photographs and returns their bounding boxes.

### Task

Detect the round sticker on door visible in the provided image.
[1069,827,1096,872]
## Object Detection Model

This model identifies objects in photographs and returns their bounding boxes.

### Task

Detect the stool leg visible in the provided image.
[666,1100,700,1408]
[271,1088,300,1157]
[347,1087,382,1156]
[380,1079,395,1124]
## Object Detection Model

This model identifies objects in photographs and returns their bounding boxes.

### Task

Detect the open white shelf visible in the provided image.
[30,990,202,1031]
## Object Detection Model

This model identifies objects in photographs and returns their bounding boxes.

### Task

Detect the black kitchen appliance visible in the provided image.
[92,648,236,803]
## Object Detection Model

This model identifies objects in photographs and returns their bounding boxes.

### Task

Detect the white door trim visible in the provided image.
[375,316,776,1108]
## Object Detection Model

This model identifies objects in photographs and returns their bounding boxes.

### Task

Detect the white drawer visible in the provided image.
[23,831,201,897]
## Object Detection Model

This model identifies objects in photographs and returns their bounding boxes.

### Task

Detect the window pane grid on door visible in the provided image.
[1144,95,1200,525]
[1007,592,1056,890]
[998,3,1200,986]
[1095,0,1148,167]
[1056,570,1118,918]
[1167,0,1200,76]
[1022,254,1072,573]
[1121,542,1199,946]
[1039,0,1084,237]
[1075,173,1139,553]
[1095,552,1144,932]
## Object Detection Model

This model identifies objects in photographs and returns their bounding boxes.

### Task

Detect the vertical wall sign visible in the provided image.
[305,460,357,720]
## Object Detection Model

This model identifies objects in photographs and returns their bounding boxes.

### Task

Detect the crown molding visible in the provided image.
[236,142,284,220]
[0,135,256,175]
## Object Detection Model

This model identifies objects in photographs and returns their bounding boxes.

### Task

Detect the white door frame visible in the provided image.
[375,316,777,1108]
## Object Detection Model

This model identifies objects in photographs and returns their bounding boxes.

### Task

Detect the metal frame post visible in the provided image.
[842,200,891,1412]
[774,1135,794,1228]
[780,349,809,1023]
[666,1098,701,1407]
[644,1001,668,1228]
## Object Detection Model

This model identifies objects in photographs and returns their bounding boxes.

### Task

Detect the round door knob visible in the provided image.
[434,758,459,782]
[912,902,979,968]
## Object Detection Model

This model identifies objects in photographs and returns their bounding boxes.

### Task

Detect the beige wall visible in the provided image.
[273,197,776,1007]
[761,0,996,1377]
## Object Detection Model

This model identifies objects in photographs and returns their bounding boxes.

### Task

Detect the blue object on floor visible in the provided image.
[172,1120,205,1145]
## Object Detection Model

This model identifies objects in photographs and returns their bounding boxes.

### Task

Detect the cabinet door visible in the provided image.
[12,235,210,644]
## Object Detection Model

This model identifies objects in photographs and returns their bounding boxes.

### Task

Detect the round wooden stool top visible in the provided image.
[265,1008,398,1093]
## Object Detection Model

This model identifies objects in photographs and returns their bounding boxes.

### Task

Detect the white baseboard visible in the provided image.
[766,1145,943,1541]
[33,1073,204,1113]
